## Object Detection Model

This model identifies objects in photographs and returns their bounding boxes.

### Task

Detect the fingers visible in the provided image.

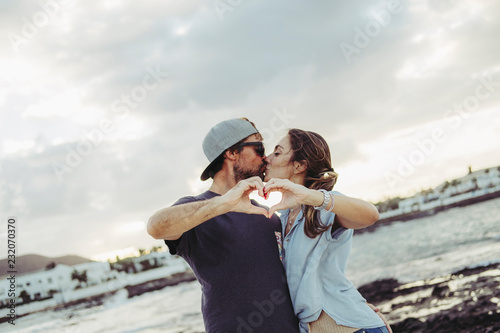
[379,314,392,333]
[268,202,287,217]
[248,205,270,218]
[366,303,380,312]
[239,177,265,197]
[264,178,292,194]
[367,303,392,333]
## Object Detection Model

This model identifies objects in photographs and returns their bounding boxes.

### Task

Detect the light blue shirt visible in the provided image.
[279,191,385,331]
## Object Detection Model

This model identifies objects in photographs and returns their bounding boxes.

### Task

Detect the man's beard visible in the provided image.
[234,161,267,182]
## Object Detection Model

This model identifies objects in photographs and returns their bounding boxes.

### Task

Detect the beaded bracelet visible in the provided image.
[327,193,335,211]
[314,189,331,210]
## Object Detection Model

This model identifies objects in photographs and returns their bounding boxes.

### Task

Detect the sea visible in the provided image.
[5,197,500,333]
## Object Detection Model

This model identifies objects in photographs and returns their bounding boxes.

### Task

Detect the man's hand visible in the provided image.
[222,177,269,217]
[366,303,393,333]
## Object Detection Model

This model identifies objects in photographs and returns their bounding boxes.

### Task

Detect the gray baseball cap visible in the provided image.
[200,118,259,181]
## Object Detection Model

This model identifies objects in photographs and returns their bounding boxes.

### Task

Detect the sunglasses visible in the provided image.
[238,142,265,157]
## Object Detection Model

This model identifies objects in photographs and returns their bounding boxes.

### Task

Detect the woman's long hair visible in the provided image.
[288,128,338,238]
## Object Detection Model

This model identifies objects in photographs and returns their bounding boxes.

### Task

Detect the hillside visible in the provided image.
[0,254,92,276]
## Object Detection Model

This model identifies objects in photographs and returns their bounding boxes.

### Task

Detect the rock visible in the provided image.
[357,278,400,303]
[431,283,450,297]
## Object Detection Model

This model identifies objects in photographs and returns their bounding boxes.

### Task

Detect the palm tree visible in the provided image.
[150,245,163,253]
[440,181,450,193]
[19,290,31,303]
[471,177,478,191]
[71,269,88,288]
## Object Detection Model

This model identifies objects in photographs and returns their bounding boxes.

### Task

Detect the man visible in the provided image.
[147,118,301,332]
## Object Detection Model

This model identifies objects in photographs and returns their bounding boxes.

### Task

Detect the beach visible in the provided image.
[6,264,500,333]
[4,197,500,333]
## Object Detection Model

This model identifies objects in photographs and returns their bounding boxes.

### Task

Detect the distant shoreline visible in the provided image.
[357,191,500,235]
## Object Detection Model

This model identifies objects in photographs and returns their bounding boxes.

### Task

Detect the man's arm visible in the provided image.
[147,196,230,240]
[264,179,379,229]
[147,177,268,240]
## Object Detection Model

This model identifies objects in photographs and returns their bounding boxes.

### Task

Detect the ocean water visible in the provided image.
[347,196,500,286]
[5,198,500,333]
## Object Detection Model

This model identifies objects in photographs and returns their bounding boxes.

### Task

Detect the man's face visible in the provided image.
[233,134,267,182]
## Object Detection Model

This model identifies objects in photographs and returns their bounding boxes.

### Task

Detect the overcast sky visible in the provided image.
[1,0,499,259]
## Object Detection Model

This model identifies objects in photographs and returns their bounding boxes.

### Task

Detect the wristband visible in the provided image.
[328,193,335,211]
[314,189,330,210]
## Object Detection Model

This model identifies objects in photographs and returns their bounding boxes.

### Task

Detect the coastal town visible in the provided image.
[0,249,193,323]
[375,165,500,224]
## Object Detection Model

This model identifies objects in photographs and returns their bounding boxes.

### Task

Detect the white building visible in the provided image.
[113,249,184,273]
[439,167,499,196]
[379,166,500,219]
[71,261,114,287]
[0,261,125,307]
[398,195,424,214]
[136,250,181,268]
[0,264,75,306]
[0,250,191,312]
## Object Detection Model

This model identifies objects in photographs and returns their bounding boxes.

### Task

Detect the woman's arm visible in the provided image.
[264,178,379,229]
[329,194,379,229]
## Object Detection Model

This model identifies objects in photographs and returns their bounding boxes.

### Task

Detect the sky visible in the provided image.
[1,0,500,260]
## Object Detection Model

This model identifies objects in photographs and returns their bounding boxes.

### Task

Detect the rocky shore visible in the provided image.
[126,271,197,298]
[358,262,500,333]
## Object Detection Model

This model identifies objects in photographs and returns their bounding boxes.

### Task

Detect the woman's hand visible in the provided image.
[366,303,393,333]
[264,178,323,216]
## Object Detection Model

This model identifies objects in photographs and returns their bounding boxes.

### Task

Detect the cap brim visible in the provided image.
[200,159,218,181]
[200,165,211,181]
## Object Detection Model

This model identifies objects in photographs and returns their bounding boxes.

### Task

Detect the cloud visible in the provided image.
[1,0,500,257]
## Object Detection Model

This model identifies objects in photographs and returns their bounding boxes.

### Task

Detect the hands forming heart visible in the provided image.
[224,177,313,218]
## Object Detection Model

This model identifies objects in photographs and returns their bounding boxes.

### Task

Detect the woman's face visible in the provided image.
[263,134,295,182]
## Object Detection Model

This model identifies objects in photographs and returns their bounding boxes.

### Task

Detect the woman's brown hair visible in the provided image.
[288,128,339,238]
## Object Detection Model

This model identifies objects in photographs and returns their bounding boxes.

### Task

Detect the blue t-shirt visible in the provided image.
[165,191,300,333]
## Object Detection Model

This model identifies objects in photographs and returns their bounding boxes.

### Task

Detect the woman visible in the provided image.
[263,129,391,333]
